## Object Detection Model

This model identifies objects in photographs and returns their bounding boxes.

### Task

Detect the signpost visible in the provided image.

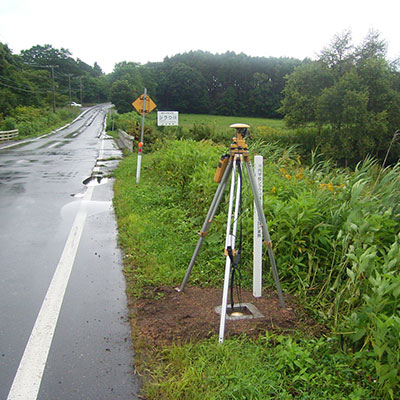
[157,111,179,126]
[132,89,157,183]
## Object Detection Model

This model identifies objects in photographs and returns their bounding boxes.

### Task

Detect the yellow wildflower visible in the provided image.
[320,182,335,191]
[295,169,303,180]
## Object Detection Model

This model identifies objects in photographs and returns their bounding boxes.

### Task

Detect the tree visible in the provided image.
[160,63,209,113]
[280,31,400,165]
[82,75,108,103]
[108,62,146,113]
[280,62,334,127]
[0,43,48,114]
[20,44,107,105]
[110,79,139,114]
[319,30,354,77]
[354,29,387,61]
[158,51,301,117]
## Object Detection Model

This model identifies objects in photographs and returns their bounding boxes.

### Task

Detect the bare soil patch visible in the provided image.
[129,286,320,347]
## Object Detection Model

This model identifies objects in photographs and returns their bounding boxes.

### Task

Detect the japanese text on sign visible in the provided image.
[132,94,157,115]
[255,162,263,239]
[157,111,179,126]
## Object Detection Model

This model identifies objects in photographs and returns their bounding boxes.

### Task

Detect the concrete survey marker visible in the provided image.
[215,302,265,321]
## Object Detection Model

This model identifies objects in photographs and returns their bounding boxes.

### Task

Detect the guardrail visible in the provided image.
[117,129,133,152]
[0,129,19,142]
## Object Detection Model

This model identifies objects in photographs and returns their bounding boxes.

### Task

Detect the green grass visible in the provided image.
[112,136,400,399]
[143,112,288,135]
[113,140,229,296]
[145,334,377,400]
[174,114,288,132]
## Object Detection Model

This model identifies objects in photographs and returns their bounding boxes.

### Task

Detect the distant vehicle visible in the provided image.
[70,102,82,107]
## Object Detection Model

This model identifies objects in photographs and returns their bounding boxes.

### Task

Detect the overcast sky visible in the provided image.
[0,0,399,73]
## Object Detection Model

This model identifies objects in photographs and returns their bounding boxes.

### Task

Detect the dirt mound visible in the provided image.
[130,286,317,346]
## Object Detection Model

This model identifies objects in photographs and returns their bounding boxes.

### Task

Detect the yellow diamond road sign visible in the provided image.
[132,94,157,115]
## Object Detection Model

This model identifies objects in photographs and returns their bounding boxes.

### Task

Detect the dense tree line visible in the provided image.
[2,33,400,164]
[280,30,400,165]
[158,52,301,117]
[107,51,302,116]
[0,43,108,116]
[1,43,300,118]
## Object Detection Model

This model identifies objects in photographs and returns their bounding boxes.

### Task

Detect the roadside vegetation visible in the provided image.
[113,130,400,399]
[108,31,400,399]
[0,105,81,139]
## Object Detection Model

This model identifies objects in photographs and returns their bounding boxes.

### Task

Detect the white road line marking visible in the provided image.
[5,126,108,399]
[98,131,105,159]
[47,142,61,149]
[7,184,94,400]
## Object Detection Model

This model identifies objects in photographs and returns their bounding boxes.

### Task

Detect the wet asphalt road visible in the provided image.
[0,105,139,399]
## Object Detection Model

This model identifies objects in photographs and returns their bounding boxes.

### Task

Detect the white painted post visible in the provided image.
[219,159,238,344]
[253,155,263,297]
[136,88,147,184]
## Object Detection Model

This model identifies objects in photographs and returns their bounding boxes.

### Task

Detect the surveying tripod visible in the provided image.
[178,123,286,343]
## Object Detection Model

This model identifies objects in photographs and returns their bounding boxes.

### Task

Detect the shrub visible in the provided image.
[5,106,80,138]
[18,121,36,136]
[111,111,142,134]
[2,116,17,131]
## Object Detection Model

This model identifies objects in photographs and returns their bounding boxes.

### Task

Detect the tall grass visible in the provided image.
[113,138,400,399]
[145,334,376,399]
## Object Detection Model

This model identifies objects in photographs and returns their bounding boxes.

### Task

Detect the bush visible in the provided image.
[5,106,80,138]
[18,121,36,136]
[11,106,42,123]
[251,125,319,160]
[111,111,142,134]
[1,116,17,131]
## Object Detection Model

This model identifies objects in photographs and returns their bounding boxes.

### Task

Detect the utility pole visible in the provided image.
[24,63,58,112]
[79,76,83,105]
[68,74,73,102]
[51,66,56,113]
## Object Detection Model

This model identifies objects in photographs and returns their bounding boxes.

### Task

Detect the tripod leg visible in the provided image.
[179,161,233,291]
[219,158,241,343]
[245,160,286,308]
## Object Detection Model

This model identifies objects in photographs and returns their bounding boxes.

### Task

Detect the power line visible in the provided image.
[0,75,81,95]
[22,63,58,111]
[1,63,85,108]
[0,75,50,93]
[0,80,50,93]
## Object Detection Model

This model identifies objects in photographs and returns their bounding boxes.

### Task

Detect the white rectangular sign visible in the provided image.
[157,111,179,126]
[253,155,263,298]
